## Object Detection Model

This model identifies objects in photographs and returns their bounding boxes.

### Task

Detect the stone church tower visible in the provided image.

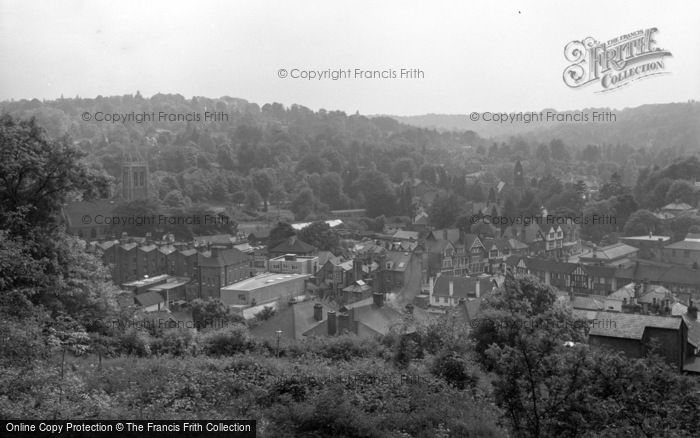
[513,160,525,188]
[121,154,149,201]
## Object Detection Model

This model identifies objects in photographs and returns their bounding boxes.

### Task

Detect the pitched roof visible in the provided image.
[582,264,616,277]
[316,250,341,266]
[270,236,316,254]
[523,257,578,274]
[384,251,412,272]
[342,280,372,293]
[662,202,693,211]
[579,243,638,261]
[61,199,117,228]
[134,291,165,307]
[462,234,484,249]
[433,275,493,298]
[615,262,700,286]
[572,295,605,311]
[250,300,333,341]
[350,303,403,336]
[393,230,419,241]
[197,247,250,267]
[425,239,453,254]
[681,313,700,348]
[664,239,700,251]
[428,228,460,243]
[508,239,529,250]
[609,283,636,301]
[637,285,674,304]
[589,311,682,340]
[193,234,236,246]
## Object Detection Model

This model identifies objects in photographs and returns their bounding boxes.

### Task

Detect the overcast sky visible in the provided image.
[1,0,699,115]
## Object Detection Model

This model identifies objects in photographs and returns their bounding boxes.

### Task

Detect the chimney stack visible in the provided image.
[338,312,350,334]
[689,300,698,320]
[313,303,323,321]
[327,310,337,335]
[449,280,454,296]
[475,280,481,298]
[372,292,384,307]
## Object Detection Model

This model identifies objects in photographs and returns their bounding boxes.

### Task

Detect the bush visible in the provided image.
[117,329,152,357]
[431,350,478,391]
[152,328,197,356]
[199,324,254,356]
[303,335,385,361]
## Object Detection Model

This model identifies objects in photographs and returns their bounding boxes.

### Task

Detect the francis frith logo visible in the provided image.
[563,28,672,92]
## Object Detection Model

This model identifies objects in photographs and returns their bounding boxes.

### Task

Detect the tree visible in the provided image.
[290,187,317,220]
[163,189,189,209]
[535,143,550,162]
[251,169,274,211]
[665,180,696,205]
[231,190,246,207]
[599,172,628,200]
[190,298,242,330]
[353,170,396,218]
[428,194,460,229]
[623,209,661,236]
[581,199,615,242]
[268,222,296,250]
[470,271,700,437]
[0,115,110,232]
[549,138,569,161]
[609,193,638,231]
[297,221,340,252]
[319,172,346,209]
[296,154,327,174]
[391,157,416,183]
[244,189,262,211]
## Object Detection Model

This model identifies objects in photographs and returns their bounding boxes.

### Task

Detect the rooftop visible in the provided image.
[579,242,638,261]
[589,311,682,340]
[122,274,172,288]
[621,235,670,242]
[664,239,700,251]
[221,272,311,291]
[134,291,165,307]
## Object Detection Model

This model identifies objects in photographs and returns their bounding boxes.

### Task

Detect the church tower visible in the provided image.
[121,153,149,201]
[513,160,525,188]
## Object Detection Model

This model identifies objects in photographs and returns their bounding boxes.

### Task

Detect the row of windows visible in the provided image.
[669,249,694,258]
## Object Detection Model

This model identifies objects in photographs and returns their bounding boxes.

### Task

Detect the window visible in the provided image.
[685,250,690,258]
[238,294,246,303]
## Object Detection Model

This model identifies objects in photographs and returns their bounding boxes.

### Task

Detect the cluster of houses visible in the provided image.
[64,155,700,373]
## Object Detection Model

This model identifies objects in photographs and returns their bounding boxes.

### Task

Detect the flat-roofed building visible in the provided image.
[220,272,311,307]
[268,254,319,275]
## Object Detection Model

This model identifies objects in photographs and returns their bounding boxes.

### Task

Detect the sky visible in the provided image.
[1,0,699,115]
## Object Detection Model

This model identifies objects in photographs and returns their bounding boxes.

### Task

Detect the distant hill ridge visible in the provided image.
[389,101,700,149]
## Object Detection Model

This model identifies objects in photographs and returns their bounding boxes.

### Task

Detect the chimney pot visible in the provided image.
[372,292,384,307]
[327,310,337,335]
[313,303,323,321]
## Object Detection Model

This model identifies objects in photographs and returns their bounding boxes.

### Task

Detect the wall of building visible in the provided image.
[589,336,644,358]
[220,278,307,306]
